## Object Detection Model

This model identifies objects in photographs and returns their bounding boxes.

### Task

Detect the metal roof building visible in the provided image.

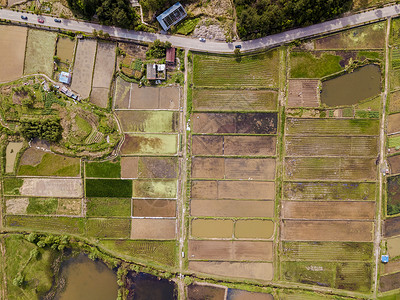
[59,72,71,85]
[156,2,187,31]
[166,47,176,65]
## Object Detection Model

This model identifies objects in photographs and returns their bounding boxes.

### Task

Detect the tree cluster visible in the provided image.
[234,0,353,40]
[146,39,172,59]
[67,0,138,29]
[20,118,63,142]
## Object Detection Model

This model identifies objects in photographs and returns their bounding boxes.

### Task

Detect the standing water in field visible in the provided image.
[126,272,177,300]
[54,253,118,300]
[320,64,381,106]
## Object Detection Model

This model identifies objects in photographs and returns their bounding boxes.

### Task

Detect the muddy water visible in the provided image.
[127,272,176,300]
[191,219,234,238]
[56,37,75,63]
[321,64,381,106]
[55,254,118,300]
[235,220,274,239]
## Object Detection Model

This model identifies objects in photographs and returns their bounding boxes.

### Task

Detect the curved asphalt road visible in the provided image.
[1,5,400,52]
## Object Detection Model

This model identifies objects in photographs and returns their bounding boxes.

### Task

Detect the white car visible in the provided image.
[199,38,206,42]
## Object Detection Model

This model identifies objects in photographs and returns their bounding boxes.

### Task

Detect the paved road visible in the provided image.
[1,5,400,52]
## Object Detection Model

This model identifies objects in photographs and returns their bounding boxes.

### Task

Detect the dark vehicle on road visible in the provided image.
[54,19,61,23]
[235,45,242,49]
[21,15,28,20]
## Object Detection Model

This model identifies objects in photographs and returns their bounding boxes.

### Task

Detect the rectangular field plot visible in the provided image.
[281,220,374,242]
[191,219,234,238]
[281,201,375,220]
[383,260,400,275]
[0,26,27,82]
[193,51,279,88]
[227,290,273,300]
[283,182,376,201]
[5,197,81,216]
[131,218,176,239]
[384,216,400,237]
[85,159,121,178]
[235,220,274,239]
[137,157,178,178]
[388,236,400,258]
[285,136,378,156]
[389,90,400,113]
[188,284,226,300]
[86,218,130,238]
[192,112,277,134]
[121,134,177,155]
[100,240,177,267]
[287,79,319,107]
[85,179,132,198]
[86,198,131,217]
[191,180,275,200]
[24,29,57,77]
[133,199,176,217]
[380,272,400,292]
[286,118,379,136]
[132,180,177,198]
[193,89,278,111]
[190,200,274,218]
[116,111,178,133]
[281,241,373,261]
[71,39,97,99]
[389,155,400,175]
[188,261,273,281]
[17,178,83,198]
[388,113,400,134]
[56,198,82,215]
[188,240,273,261]
[285,157,377,181]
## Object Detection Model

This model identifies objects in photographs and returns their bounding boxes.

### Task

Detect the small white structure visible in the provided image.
[59,71,71,85]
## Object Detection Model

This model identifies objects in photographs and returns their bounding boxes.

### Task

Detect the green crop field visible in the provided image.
[391,69,400,91]
[392,47,400,69]
[85,218,131,238]
[85,179,132,198]
[86,198,131,217]
[100,239,177,267]
[132,180,177,198]
[388,135,400,149]
[18,153,80,177]
[290,52,343,78]
[392,17,400,45]
[26,197,58,215]
[3,177,23,195]
[116,111,178,133]
[86,159,121,178]
[193,51,279,88]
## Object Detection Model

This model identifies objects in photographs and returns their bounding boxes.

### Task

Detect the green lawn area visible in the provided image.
[389,135,400,149]
[3,177,23,195]
[85,159,121,178]
[86,179,132,198]
[290,51,343,78]
[26,198,58,215]
[86,198,131,217]
[85,218,131,239]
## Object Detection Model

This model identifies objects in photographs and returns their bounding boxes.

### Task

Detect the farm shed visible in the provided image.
[156,2,187,31]
[146,63,166,80]
[166,47,176,65]
[59,71,71,85]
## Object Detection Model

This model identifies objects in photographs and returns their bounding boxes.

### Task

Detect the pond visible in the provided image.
[126,272,177,300]
[54,254,118,300]
[320,64,381,107]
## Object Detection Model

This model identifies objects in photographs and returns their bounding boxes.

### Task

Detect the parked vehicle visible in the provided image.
[199,37,206,42]
[38,17,44,23]
[235,45,242,49]
[54,19,61,23]
[21,15,28,20]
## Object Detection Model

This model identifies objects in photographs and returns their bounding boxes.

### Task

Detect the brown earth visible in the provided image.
[130,218,176,239]
[192,135,223,156]
[191,157,225,179]
[281,201,375,220]
[159,87,181,109]
[188,240,273,261]
[389,155,400,175]
[119,42,147,60]
[138,157,178,178]
[191,181,218,199]
[188,261,273,281]
[224,136,276,156]
[129,84,180,109]
[133,199,176,217]
[90,87,110,108]
[19,178,83,198]
[287,79,319,107]
[384,216,400,237]
[114,77,130,109]
[121,157,139,178]
[190,200,274,218]
[5,198,29,214]
[389,90,400,113]
[383,260,400,275]
[388,113,400,134]
[227,290,274,300]
[281,220,373,242]
[387,236,400,258]
[235,220,274,239]
[191,219,234,239]
[379,272,400,292]
[187,284,225,300]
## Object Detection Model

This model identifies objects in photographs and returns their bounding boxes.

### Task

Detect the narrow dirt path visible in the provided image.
[373,17,391,296]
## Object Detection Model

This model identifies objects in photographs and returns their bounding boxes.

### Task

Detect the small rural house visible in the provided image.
[147,63,166,80]
[59,72,71,85]
[166,47,176,65]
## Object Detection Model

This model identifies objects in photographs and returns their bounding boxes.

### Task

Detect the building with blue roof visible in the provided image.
[382,255,389,263]
[156,2,187,31]
[59,71,71,85]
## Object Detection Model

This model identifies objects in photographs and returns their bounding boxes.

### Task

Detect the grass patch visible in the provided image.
[85,218,130,238]
[175,18,200,35]
[392,17,400,45]
[356,95,381,111]
[27,197,58,215]
[391,69,400,91]
[75,115,92,137]
[85,179,132,198]
[100,239,177,267]
[18,153,80,177]
[358,51,383,61]
[132,180,177,198]
[290,51,343,78]
[3,177,23,195]
[86,198,131,217]
[85,159,121,178]
[388,135,400,149]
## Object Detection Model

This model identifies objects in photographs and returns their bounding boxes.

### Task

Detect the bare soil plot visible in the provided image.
[227,290,273,300]
[224,136,276,156]
[389,155,400,175]
[188,240,273,261]
[121,134,177,155]
[387,236,400,258]
[288,79,319,107]
[132,179,177,198]
[188,261,273,281]
[285,136,378,157]
[191,219,234,238]
[117,110,178,133]
[0,26,27,82]
[192,157,225,179]
[138,157,178,178]
[24,29,57,77]
[282,201,375,220]
[71,39,97,99]
[389,90,400,113]
[192,113,277,134]
[56,198,81,215]
[129,84,180,109]
[283,182,376,201]
[224,158,275,180]
[133,199,176,217]
[192,136,223,156]
[191,181,218,199]
[383,260,400,275]
[235,220,274,239]
[281,220,373,242]
[388,113,400,134]
[114,77,131,109]
[5,142,23,173]
[285,157,377,181]
[384,216,400,237]
[131,218,176,239]
[190,200,274,218]
[19,178,83,198]
[121,157,138,178]
[286,118,379,136]
[5,198,29,214]
[193,89,278,111]
[159,87,180,109]
[380,272,400,292]
[90,87,109,108]
[187,284,225,300]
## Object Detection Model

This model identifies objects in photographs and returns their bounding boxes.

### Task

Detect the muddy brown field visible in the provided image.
[227,290,274,300]
[121,157,139,178]
[126,84,180,109]
[19,178,83,198]
[130,218,175,239]
[235,220,274,239]
[389,90,400,113]
[71,39,97,99]
[387,113,400,135]
[0,26,27,82]
[384,216,400,237]
[389,155,400,175]
[187,284,225,300]
[190,200,274,218]
[288,79,319,107]
[192,135,223,155]
[387,236,400,258]
[133,199,176,217]
[282,201,375,220]
[282,220,373,241]
[188,261,273,281]
[188,240,273,261]
[383,260,400,275]
[192,113,277,134]
[90,87,109,109]
[379,272,400,292]
[138,157,177,178]
[191,219,234,238]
